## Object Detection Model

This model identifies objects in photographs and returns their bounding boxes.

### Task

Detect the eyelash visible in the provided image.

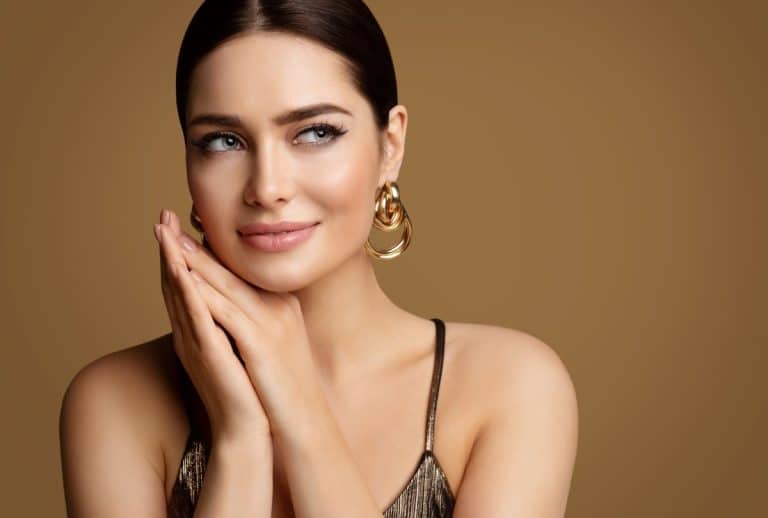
[191,121,348,154]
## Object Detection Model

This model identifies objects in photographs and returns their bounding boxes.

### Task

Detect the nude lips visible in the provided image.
[238,223,319,252]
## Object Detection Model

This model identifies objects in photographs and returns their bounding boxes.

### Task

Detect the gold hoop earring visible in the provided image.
[190,205,211,251]
[365,180,413,260]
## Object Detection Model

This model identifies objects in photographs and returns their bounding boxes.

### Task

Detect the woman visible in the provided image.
[59,1,578,516]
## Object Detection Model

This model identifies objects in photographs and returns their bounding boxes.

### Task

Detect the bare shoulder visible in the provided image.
[59,333,188,513]
[442,320,578,515]
[61,332,186,444]
[445,319,576,402]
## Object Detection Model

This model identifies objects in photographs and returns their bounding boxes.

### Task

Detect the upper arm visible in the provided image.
[59,349,170,518]
[452,332,579,518]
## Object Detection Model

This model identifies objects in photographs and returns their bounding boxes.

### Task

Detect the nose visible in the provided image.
[242,140,296,209]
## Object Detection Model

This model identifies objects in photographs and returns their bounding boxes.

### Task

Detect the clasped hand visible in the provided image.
[154,209,324,446]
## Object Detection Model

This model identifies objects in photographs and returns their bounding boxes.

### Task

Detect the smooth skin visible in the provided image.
[59,31,578,517]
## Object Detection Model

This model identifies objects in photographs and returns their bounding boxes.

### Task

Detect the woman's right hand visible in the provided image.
[155,209,272,446]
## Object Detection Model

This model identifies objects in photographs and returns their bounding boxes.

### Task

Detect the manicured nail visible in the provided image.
[162,209,170,224]
[180,234,198,252]
[154,224,163,243]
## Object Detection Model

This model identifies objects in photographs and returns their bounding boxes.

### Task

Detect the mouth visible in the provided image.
[249,226,316,236]
[237,221,320,235]
[238,222,320,252]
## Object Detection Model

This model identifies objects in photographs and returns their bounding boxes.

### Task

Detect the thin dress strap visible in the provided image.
[425,317,446,452]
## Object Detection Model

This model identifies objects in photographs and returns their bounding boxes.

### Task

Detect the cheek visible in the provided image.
[307,154,375,230]
[187,173,238,234]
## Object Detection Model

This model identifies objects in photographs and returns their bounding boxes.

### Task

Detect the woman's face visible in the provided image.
[184,31,404,292]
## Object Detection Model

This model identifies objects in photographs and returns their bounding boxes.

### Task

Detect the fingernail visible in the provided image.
[180,234,198,252]
[190,270,203,282]
[162,209,170,224]
[154,224,163,243]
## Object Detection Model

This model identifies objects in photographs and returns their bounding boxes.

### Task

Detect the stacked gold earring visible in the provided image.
[189,205,212,251]
[365,180,413,260]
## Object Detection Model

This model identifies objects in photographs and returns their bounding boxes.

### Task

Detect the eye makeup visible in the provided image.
[190,120,348,155]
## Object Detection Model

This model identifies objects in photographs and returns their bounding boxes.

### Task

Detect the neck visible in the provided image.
[290,247,421,385]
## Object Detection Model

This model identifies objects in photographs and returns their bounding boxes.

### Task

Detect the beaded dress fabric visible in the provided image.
[167,317,454,517]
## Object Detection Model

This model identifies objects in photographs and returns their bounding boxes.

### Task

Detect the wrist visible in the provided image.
[213,432,274,461]
[273,404,338,460]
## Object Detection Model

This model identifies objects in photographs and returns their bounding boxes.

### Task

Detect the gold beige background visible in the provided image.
[1,1,765,516]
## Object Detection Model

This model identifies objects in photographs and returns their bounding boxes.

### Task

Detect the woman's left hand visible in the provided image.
[161,209,329,445]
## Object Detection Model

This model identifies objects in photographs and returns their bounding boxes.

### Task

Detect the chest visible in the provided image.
[169,433,461,518]
[164,320,489,516]
[269,449,456,518]
[167,379,473,515]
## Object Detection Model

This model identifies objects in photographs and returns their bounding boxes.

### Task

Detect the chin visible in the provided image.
[244,275,310,294]
[220,223,363,293]
[236,260,319,293]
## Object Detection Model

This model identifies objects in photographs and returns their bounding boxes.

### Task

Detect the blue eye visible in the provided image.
[191,121,347,155]
[293,122,347,146]
[192,132,243,153]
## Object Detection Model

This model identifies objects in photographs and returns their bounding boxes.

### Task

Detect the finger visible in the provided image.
[167,209,268,317]
[159,209,199,343]
[162,237,204,362]
[157,224,180,335]
[159,223,197,334]
[171,262,263,421]
[160,222,211,353]
[168,251,228,360]
[173,261,252,381]
[159,223,188,276]
[168,207,182,237]
[159,225,245,400]
[188,270,262,362]
[173,225,268,321]
[158,226,191,365]
[167,262,200,346]
[157,222,199,363]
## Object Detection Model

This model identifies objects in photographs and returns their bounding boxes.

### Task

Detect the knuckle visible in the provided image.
[232,335,256,362]
[186,306,207,326]
[171,262,185,277]
[221,276,237,296]
[213,326,229,344]
[220,302,240,324]
[197,343,218,368]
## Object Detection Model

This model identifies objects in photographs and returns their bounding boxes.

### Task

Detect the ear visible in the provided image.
[377,105,408,187]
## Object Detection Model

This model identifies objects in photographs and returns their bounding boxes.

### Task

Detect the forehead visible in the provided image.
[187,31,363,121]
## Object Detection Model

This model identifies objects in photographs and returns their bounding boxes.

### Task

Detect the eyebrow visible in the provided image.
[187,102,353,129]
